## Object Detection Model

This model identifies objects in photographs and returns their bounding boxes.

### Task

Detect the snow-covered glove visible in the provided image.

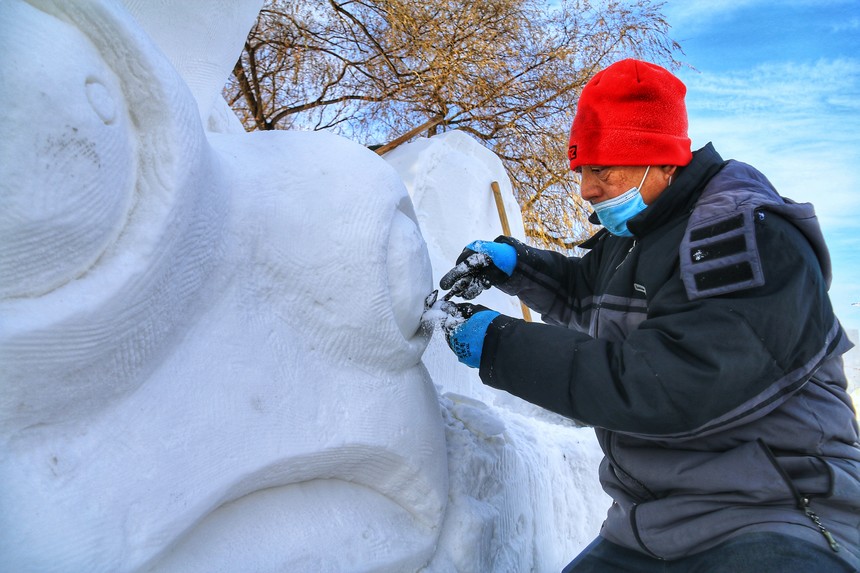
[440,302,500,368]
[439,240,516,299]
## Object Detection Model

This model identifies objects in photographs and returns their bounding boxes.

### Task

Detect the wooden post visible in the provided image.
[490,181,511,236]
[373,116,446,156]
[491,181,532,322]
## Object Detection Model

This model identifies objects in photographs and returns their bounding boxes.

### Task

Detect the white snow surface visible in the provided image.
[0,1,608,572]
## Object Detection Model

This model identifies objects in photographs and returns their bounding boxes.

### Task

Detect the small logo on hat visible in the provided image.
[567,144,577,160]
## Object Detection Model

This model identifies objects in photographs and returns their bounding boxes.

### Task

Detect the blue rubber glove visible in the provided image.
[440,302,500,368]
[439,240,517,299]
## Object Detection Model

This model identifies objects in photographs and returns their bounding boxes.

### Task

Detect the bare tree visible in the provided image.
[225,0,682,251]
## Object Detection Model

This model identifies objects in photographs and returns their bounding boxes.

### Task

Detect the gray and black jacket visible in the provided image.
[480,143,860,567]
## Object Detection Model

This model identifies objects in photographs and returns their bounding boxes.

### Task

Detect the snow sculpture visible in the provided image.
[0,1,447,571]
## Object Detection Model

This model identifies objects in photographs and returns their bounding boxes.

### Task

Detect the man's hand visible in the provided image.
[439,240,516,299]
[438,301,500,369]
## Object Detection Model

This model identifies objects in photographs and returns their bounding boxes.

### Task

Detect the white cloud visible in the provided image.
[662,0,859,33]
[831,17,860,32]
[681,58,860,223]
[662,0,759,29]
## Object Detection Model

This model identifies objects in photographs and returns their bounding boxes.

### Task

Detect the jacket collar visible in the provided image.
[628,142,725,236]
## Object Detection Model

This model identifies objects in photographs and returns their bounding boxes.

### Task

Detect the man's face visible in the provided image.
[576,165,670,205]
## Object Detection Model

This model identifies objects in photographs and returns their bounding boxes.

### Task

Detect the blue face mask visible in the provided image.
[592,166,650,237]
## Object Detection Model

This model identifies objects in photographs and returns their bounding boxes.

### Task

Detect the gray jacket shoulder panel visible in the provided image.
[681,160,832,300]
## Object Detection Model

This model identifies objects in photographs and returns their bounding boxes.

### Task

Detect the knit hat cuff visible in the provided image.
[569,128,692,169]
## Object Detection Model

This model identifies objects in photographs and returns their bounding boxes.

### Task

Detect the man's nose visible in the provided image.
[578,176,601,203]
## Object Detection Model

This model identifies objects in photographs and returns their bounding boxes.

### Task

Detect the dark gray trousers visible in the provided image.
[562,532,854,573]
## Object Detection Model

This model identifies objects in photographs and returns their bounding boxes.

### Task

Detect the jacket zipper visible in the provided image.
[592,239,638,338]
[757,439,840,553]
[800,496,840,552]
[615,239,638,270]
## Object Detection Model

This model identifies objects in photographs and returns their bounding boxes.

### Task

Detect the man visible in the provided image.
[436,59,860,572]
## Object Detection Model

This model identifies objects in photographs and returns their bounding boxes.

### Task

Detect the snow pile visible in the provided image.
[0,1,606,572]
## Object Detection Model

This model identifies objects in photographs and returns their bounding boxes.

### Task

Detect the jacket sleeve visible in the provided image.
[493,235,607,331]
[480,215,845,439]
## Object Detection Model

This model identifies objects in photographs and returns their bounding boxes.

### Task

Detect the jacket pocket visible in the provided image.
[757,439,833,498]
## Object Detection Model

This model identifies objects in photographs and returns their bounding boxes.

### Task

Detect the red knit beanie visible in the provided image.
[568,59,693,170]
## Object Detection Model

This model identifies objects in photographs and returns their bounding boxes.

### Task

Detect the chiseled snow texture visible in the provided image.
[0,1,608,572]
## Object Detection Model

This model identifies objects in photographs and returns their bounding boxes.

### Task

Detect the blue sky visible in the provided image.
[659,0,860,333]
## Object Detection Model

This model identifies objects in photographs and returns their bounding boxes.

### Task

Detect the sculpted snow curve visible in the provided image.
[0,1,447,571]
